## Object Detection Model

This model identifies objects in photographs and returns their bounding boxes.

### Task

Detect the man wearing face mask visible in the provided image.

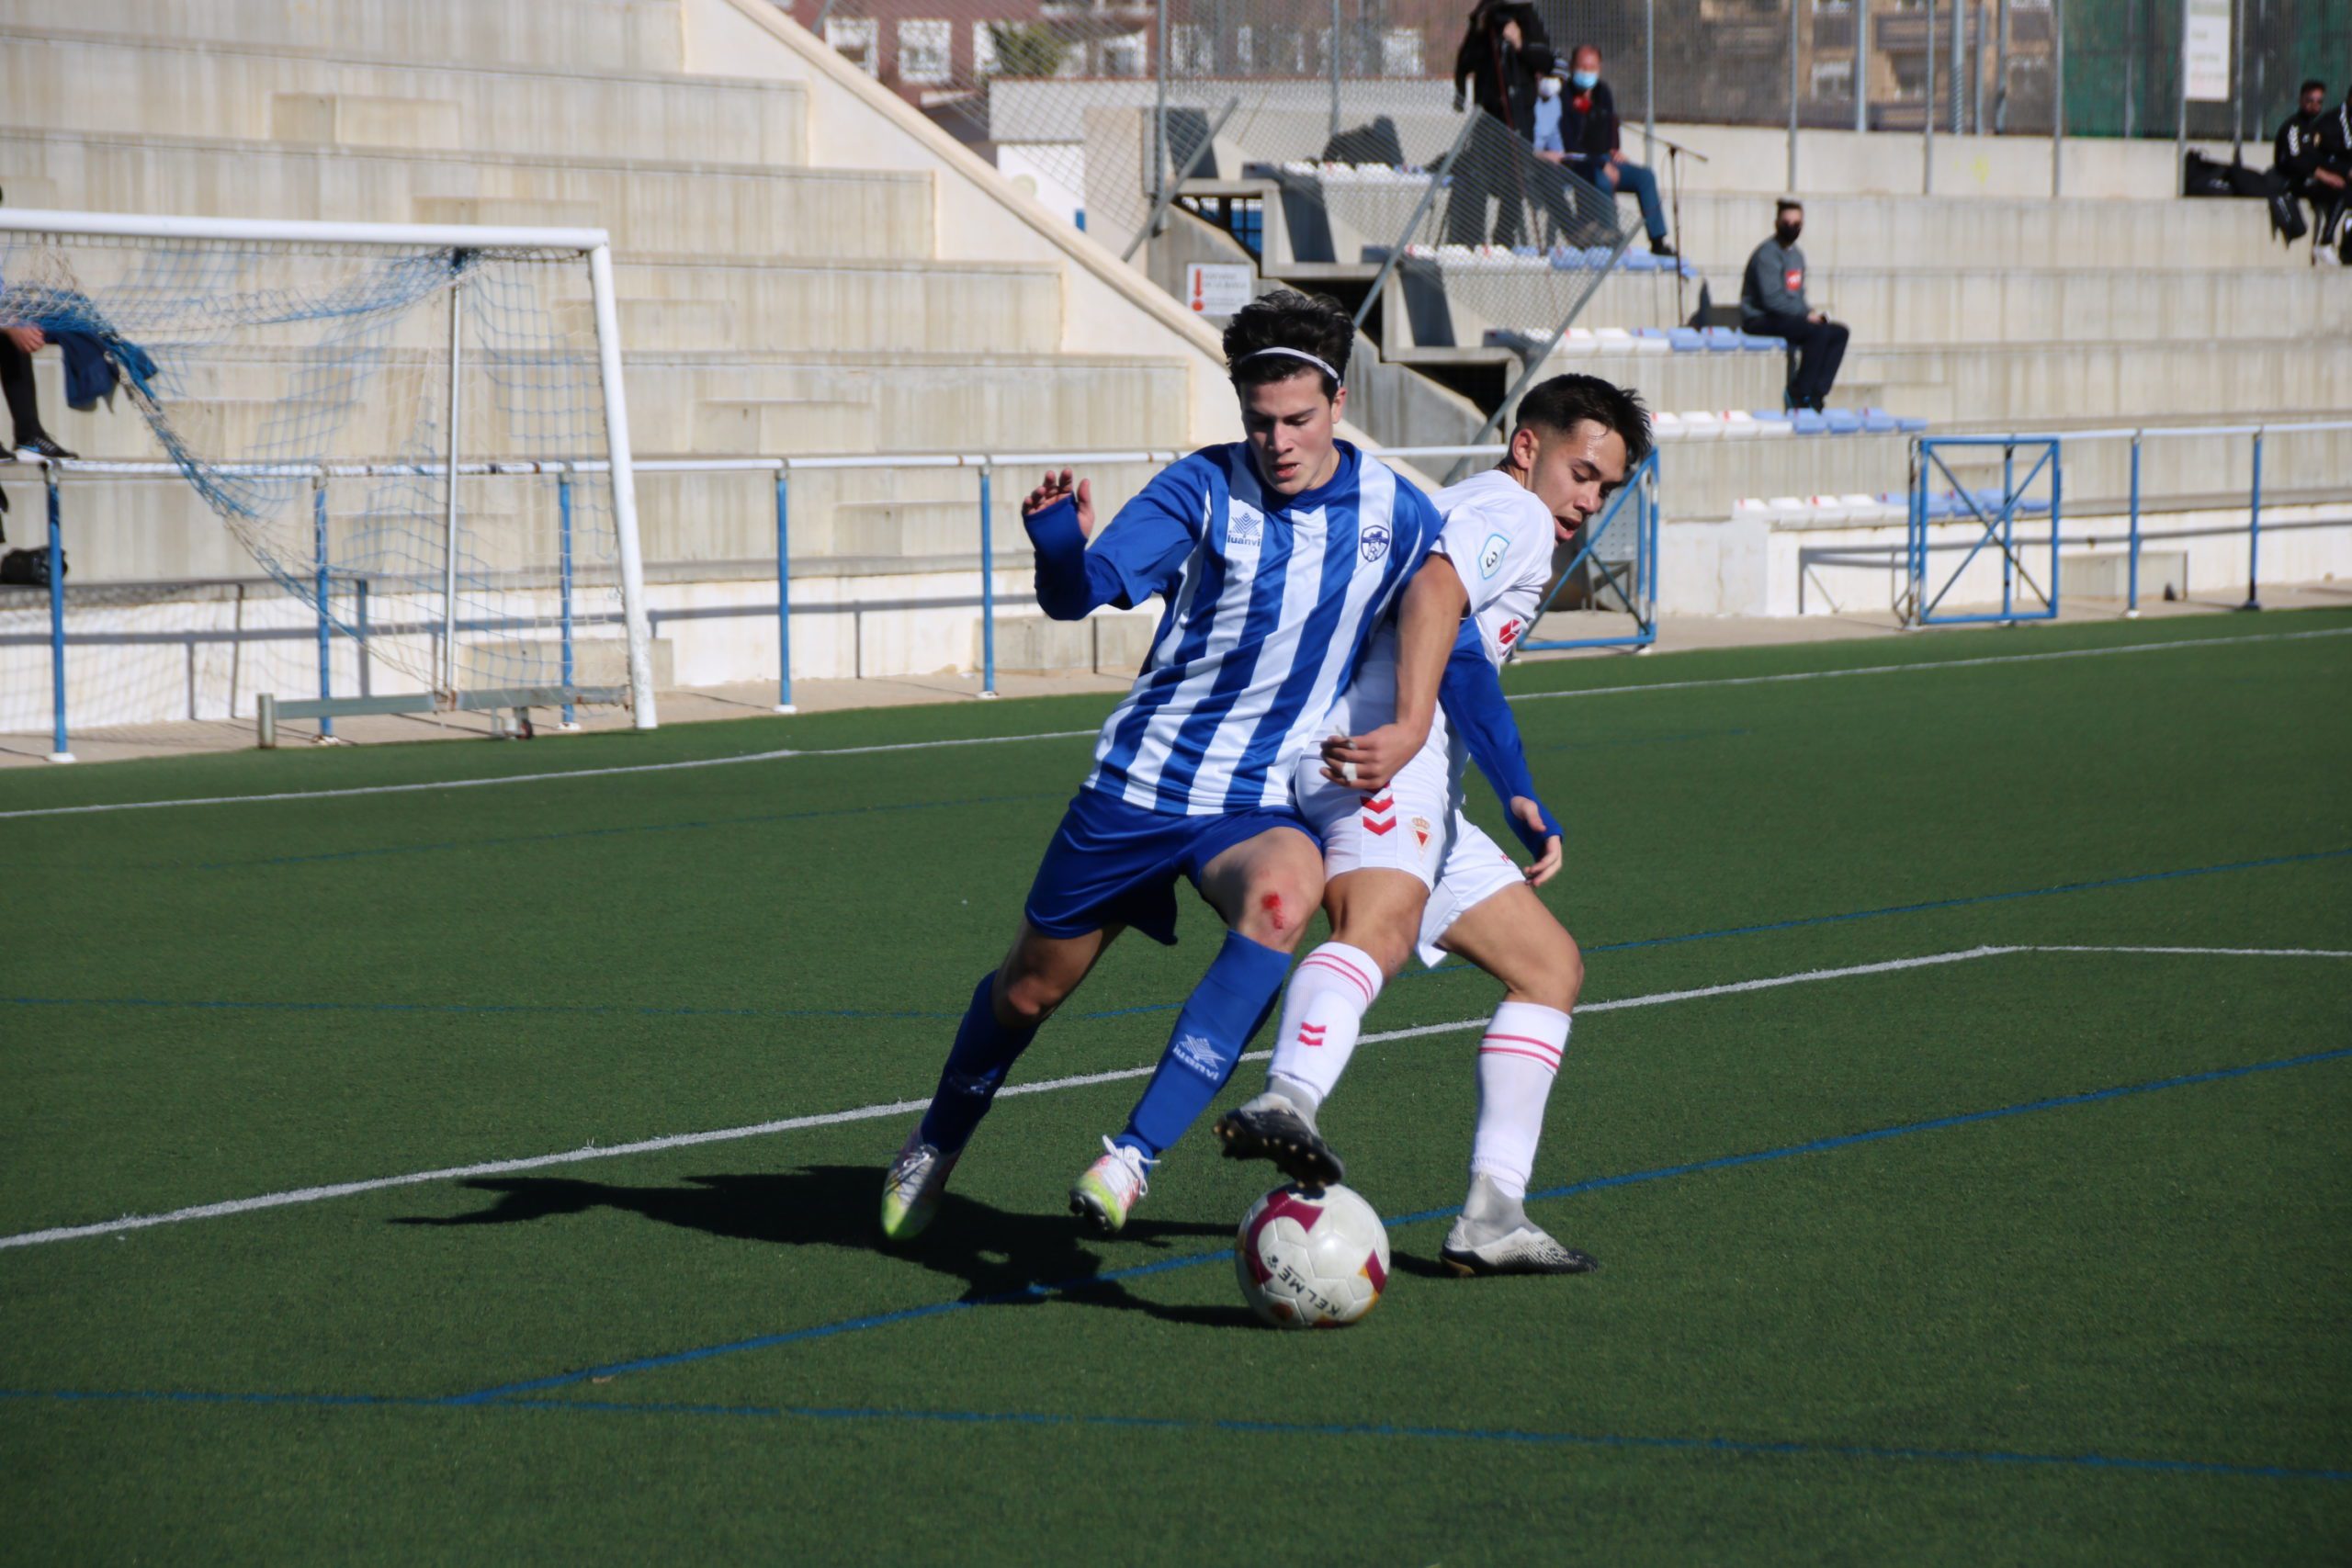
[1549,45,1674,258]
[1741,199,1848,411]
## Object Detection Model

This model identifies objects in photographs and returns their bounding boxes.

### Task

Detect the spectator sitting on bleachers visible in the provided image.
[2317,84,2352,263]
[1549,46,1675,258]
[1740,199,1849,412]
[2275,79,2346,254]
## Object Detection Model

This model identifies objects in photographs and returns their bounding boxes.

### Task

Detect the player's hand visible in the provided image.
[1320,723,1425,792]
[1510,796,1563,887]
[3,325,43,354]
[1023,469,1095,537]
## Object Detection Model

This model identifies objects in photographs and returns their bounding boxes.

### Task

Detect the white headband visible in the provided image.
[1238,346,1342,385]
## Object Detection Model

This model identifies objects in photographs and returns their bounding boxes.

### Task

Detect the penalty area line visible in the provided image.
[5,626,2343,821]
[6,942,2342,1254]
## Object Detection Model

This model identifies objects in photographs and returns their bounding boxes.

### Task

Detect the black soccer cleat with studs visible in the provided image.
[1212,1102,1345,1188]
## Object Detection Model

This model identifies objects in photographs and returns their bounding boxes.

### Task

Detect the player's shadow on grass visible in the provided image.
[396,1165,1259,1329]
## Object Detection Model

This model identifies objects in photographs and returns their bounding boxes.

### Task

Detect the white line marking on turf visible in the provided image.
[5,626,2344,820]
[10,942,2344,1253]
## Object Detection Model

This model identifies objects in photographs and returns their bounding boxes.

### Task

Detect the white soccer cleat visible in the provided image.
[1069,1136,1152,1235]
[1440,1174,1597,1276]
[879,1129,957,1243]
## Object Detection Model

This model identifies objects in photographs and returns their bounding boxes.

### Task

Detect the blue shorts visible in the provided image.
[1022,787,1318,947]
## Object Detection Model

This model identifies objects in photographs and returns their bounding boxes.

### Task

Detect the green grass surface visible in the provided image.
[5,610,2350,1563]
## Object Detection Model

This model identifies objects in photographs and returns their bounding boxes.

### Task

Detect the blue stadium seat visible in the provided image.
[1822,409,1864,434]
[1620,250,1661,272]
[1791,410,1829,434]
[1738,333,1781,352]
[1860,408,1900,434]
[1700,326,1744,352]
[1666,327,1705,353]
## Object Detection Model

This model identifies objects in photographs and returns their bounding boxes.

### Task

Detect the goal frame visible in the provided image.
[0,207,660,733]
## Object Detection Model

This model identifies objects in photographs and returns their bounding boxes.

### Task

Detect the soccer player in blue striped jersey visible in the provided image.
[881,290,1467,1241]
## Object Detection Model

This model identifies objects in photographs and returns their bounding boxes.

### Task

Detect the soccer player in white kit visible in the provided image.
[1215,375,1652,1275]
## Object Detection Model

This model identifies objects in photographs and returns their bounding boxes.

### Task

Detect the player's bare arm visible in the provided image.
[1323,553,1468,790]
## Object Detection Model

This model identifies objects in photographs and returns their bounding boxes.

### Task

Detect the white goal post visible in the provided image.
[0,207,659,732]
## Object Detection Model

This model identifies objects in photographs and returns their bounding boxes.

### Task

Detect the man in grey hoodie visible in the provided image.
[1740,199,1848,411]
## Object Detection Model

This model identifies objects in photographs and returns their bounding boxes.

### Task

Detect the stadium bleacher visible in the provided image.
[0,0,2346,710]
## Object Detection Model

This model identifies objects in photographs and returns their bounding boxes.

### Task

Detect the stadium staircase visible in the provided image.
[1202,114,2350,618]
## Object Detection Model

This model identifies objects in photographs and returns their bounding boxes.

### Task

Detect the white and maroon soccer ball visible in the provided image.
[1234,1182,1391,1329]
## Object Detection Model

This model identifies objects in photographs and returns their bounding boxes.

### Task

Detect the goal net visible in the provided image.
[0,209,656,739]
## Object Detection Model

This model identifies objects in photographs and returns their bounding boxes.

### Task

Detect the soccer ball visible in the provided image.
[1234,1182,1391,1329]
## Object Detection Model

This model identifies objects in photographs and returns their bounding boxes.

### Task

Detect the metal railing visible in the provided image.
[1898,418,2352,626]
[4,440,1660,756]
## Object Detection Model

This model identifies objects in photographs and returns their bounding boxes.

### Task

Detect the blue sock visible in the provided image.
[1116,930,1291,1161]
[917,972,1038,1154]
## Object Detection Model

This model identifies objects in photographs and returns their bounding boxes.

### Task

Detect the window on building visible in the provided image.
[898,18,952,84]
[1381,27,1424,76]
[972,21,998,75]
[1233,25,1254,71]
[825,17,878,74]
[1811,59,1854,99]
[1102,29,1147,77]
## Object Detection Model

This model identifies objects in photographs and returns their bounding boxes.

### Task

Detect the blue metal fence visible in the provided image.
[7,441,1677,756]
[1907,435,2063,627]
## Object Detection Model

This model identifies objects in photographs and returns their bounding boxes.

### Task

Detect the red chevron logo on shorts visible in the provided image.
[1363,815,1396,836]
[1498,618,1522,647]
[1362,792,1396,835]
[1297,1021,1328,1045]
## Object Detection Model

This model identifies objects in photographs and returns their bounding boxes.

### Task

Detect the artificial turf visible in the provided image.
[3,608,2348,1563]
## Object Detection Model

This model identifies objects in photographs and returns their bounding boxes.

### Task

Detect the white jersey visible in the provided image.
[1317,467,1556,780]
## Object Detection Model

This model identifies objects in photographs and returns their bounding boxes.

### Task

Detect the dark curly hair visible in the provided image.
[1222,288,1353,400]
[1514,373,1652,470]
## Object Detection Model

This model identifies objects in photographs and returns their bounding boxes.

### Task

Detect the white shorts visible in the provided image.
[1295,748,1524,969]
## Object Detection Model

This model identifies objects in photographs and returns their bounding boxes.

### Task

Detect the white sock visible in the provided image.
[1469,1001,1571,1201]
[1264,942,1385,1111]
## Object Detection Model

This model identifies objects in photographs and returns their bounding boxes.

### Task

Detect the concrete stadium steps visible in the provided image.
[1499,350,1882,418]
[1847,338,2352,423]
[0,29,805,164]
[0,0,683,73]
[1668,191,2295,274]
[600,259,1066,357]
[1547,264,2351,344]
[0,130,932,263]
[23,341,1188,465]
[1756,266,2352,346]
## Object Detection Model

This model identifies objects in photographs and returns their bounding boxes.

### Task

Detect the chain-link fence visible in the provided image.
[775,0,2343,256]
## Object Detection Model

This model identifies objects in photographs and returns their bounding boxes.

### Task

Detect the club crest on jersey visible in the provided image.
[1359,521,1390,562]
[1227,506,1263,549]
[1479,533,1509,578]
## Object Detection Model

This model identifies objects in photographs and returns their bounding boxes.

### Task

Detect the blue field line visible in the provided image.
[12,844,2348,1027]
[449,1043,2352,1404]
[187,790,1066,870]
[3,1387,2343,1483]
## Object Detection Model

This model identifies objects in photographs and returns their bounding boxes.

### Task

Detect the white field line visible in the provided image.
[5,626,2345,821]
[7,942,2344,1253]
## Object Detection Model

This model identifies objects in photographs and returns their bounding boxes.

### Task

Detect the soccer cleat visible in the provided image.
[1069,1136,1151,1235]
[1213,1092,1345,1188]
[1440,1173,1596,1276]
[879,1130,957,1243]
[1440,1224,1598,1276]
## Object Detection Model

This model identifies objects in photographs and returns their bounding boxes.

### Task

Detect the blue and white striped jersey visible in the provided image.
[1075,442,1442,816]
